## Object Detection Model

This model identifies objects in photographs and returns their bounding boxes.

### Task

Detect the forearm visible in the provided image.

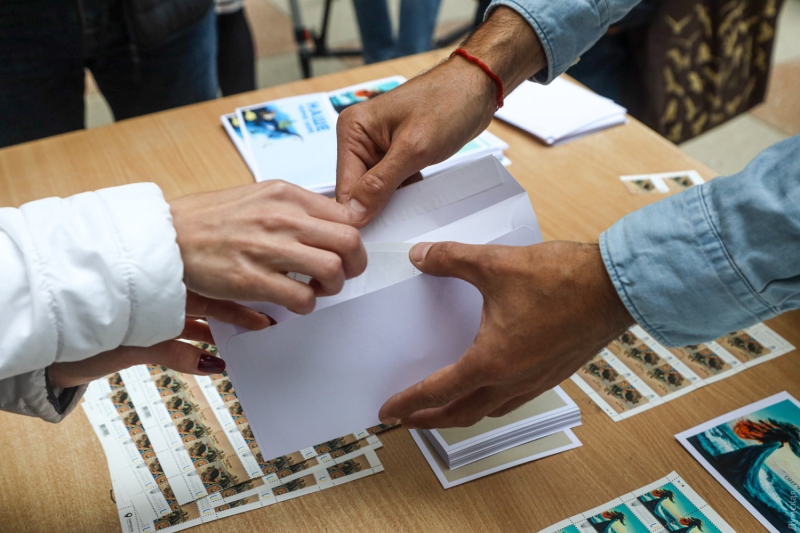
[601,136,800,346]
[486,0,643,83]
[458,6,546,95]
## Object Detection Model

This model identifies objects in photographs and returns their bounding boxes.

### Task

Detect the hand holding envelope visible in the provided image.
[170,180,367,313]
[379,240,635,429]
[209,157,551,459]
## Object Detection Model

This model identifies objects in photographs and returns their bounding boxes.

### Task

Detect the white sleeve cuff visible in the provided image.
[94,184,186,347]
[10,183,186,369]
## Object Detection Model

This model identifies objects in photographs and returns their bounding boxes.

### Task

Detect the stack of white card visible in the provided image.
[496,77,628,146]
[221,76,510,196]
[422,387,581,470]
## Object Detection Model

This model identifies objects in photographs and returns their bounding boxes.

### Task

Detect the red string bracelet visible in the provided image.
[451,48,505,109]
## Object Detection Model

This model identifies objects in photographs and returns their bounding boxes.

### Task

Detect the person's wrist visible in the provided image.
[441,55,498,119]
[461,6,546,93]
[581,243,635,339]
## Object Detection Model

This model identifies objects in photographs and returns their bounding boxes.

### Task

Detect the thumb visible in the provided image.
[409,241,485,286]
[342,141,431,227]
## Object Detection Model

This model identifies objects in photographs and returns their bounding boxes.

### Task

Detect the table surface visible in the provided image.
[1,50,798,533]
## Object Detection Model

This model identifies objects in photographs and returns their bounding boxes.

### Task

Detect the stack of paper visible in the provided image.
[221,76,510,195]
[496,77,628,146]
[422,387,581,470]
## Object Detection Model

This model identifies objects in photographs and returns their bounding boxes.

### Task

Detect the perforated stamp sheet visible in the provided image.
[83,366,392,532]
[572,323,795,422]
[538,471,736,533]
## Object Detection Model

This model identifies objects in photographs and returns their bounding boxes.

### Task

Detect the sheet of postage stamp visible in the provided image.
[619,171,705,195]
[538,471,736,533]
[83,360,394,533]
[572,323,795,422]
[676,391,800,533]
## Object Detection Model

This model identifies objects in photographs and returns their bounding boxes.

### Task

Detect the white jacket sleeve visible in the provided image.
[0,183,186,387]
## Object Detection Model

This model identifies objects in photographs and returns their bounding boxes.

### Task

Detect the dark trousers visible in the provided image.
[216,8,255,96]
[0,0,218,148]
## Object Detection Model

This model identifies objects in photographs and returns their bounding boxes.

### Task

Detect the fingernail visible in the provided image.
[258,312,277,326]
[380,416,399,425]
[346,198,366,214]
[410,242,433,263]
[198,354,226,374]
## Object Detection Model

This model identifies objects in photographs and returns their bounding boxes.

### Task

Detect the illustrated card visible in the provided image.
[620,170,704,194]
[572,323,794,422]
[676,392,800,533]
[236,94,339,191]
[539,471,735,533]
[327,75,406,114]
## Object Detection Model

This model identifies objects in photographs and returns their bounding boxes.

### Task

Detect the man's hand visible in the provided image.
[170,180,367,315]
[378,241,634,428]
[336,6,546,227]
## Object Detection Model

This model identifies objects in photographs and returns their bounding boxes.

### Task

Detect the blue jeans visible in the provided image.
[0,0,217,148]
[352,0,442,64]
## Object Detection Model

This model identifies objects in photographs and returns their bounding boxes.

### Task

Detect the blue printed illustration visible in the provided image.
[686,399,800,533]
[242,106,302,142]
[586,503,649,533]
[227,115,243,138]
[638,483,722,532]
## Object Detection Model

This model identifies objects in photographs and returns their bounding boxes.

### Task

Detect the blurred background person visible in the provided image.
[215,0,256,95]
[352,0,442,64]
[0,0,217,148]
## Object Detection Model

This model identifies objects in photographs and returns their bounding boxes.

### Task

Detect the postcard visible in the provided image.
[676,391,800,533]
[236,93,339,192]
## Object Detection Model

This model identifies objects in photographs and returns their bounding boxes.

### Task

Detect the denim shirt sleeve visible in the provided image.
[487,0,642,83]
[600,135,800,347]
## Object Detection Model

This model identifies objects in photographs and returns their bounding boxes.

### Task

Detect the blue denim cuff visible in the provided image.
[599,184,774,347]
[487,0,610,84]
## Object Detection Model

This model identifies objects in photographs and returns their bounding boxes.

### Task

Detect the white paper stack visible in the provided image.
[421,387,581,470]
[496,77,628,146]
[221,76,510,196]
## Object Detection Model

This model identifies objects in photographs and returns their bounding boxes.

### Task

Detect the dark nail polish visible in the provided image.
[198,354,226,374]
[258,312,277,326]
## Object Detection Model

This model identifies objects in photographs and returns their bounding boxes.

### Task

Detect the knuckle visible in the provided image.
[293,288,316,315]
[318,253,343,280]
[265,180,294,200]
[165,343,190,371]
[261,211,294,232]
[338,226,363,255]
[419,387,451,409]
[358,173,388,198]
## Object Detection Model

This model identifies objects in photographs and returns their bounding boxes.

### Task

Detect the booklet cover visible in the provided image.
[237,94,339,192]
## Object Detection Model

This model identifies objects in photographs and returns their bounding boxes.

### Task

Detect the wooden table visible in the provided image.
[1,50,798,533]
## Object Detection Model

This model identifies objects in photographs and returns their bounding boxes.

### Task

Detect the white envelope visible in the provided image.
[209,156,543,460]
